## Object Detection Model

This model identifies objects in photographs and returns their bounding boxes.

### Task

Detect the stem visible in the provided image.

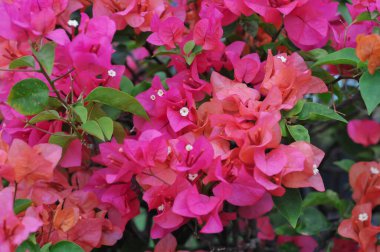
[272,24,284,42]
[52,68,75,82]
[13,182,18,203]
[33,55,68,107]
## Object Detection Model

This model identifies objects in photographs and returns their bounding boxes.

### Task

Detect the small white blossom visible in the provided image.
[67,20,79,28]
[157,89,164,97]
[167,146,172,154]
[108,69,116,77]
[312,164,319,175]
[370,166,379,175]
[150,94,156,101]
[157,204,165,212]
[358,212,369,222]
[185,144,193,152]
[188,173,198,181]
[180,107,189,117]
[277,55,287,63]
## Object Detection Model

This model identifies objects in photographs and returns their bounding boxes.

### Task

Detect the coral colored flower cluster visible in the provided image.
[0,0,379,251]
[338,120,380,252]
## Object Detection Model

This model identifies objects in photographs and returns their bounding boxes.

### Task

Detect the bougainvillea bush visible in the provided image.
[0,0,380,251]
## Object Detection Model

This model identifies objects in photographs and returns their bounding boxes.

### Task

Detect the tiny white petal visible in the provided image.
[67,19,79,28]
[188,173,198,181]
[312,164,319,175]
[185,144,193,152]
[157,204,165,212]
[108,69,116,77]
[157,89,164,97]
[167,146,172,154]
[370,166,379,175]
[277,55,287,63]
[358,213,368,222]
[150,94,156,101]
[180,107,189,117]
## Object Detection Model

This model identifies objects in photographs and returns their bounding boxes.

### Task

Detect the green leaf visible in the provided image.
[299,49,328,61]
[298,102,347,123]
[313,48,359,67]
[273,188,302,228]
[28,110,60,124]
[96,117,114,140]
[14,199,32,214]
[286,124,310,143]
[82,120,105,141]
[8,78,49,115]
[74,105,88,123]
[34,42,56,75]
[49,241,84,252]
[185,53,196,65]
[279,119,288,137]
[49,133,76,150]
[131,81,152,96]
[113,121,126,144]
[183,40,196,55]
[85,87,149,119]
[302,190,349,216]
[284,100,305,117]
[9,56,35,69]
[296,207,330,235]
[41,243,52,252]
[353,10,379,22]
[338,3,353,24]
[16,240,39,252]
[334,159,355,172]
[120,76,134,94]
[359,70,380,114]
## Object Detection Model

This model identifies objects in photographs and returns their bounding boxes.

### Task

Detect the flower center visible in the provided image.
[180,107,190,117]
[370,166,379,175]
[108,69,116,77]
[358,212,368,222]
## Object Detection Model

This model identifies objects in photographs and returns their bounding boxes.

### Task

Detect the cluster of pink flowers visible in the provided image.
[0,0,379,251]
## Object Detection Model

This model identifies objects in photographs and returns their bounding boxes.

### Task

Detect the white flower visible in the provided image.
[277,55,287,63]
[167,146,172,154]
[312,164,319,175]
[185,144,193,151]
[157,204,165,212]
[67,20,79,28]
[180,107,189,117]
[358,212,368,222]
[157,89,164,97]
[108,69,116,77]
[150,94,156,101]
[370,166,379,175]
[188,173,198,181]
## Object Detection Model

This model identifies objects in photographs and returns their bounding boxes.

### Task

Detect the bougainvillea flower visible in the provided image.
[147,15,185,48]
[0,187,43,252]
[347,119,380,146]
[338,203,380,252]
[349,161,380,206]
[7,139,62,183]
[261,51,327,109]
[277,235,319,252]
[244,0,308,25]
[193,18,224,50]
[284,0,338,50]
[356,34,380,74]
